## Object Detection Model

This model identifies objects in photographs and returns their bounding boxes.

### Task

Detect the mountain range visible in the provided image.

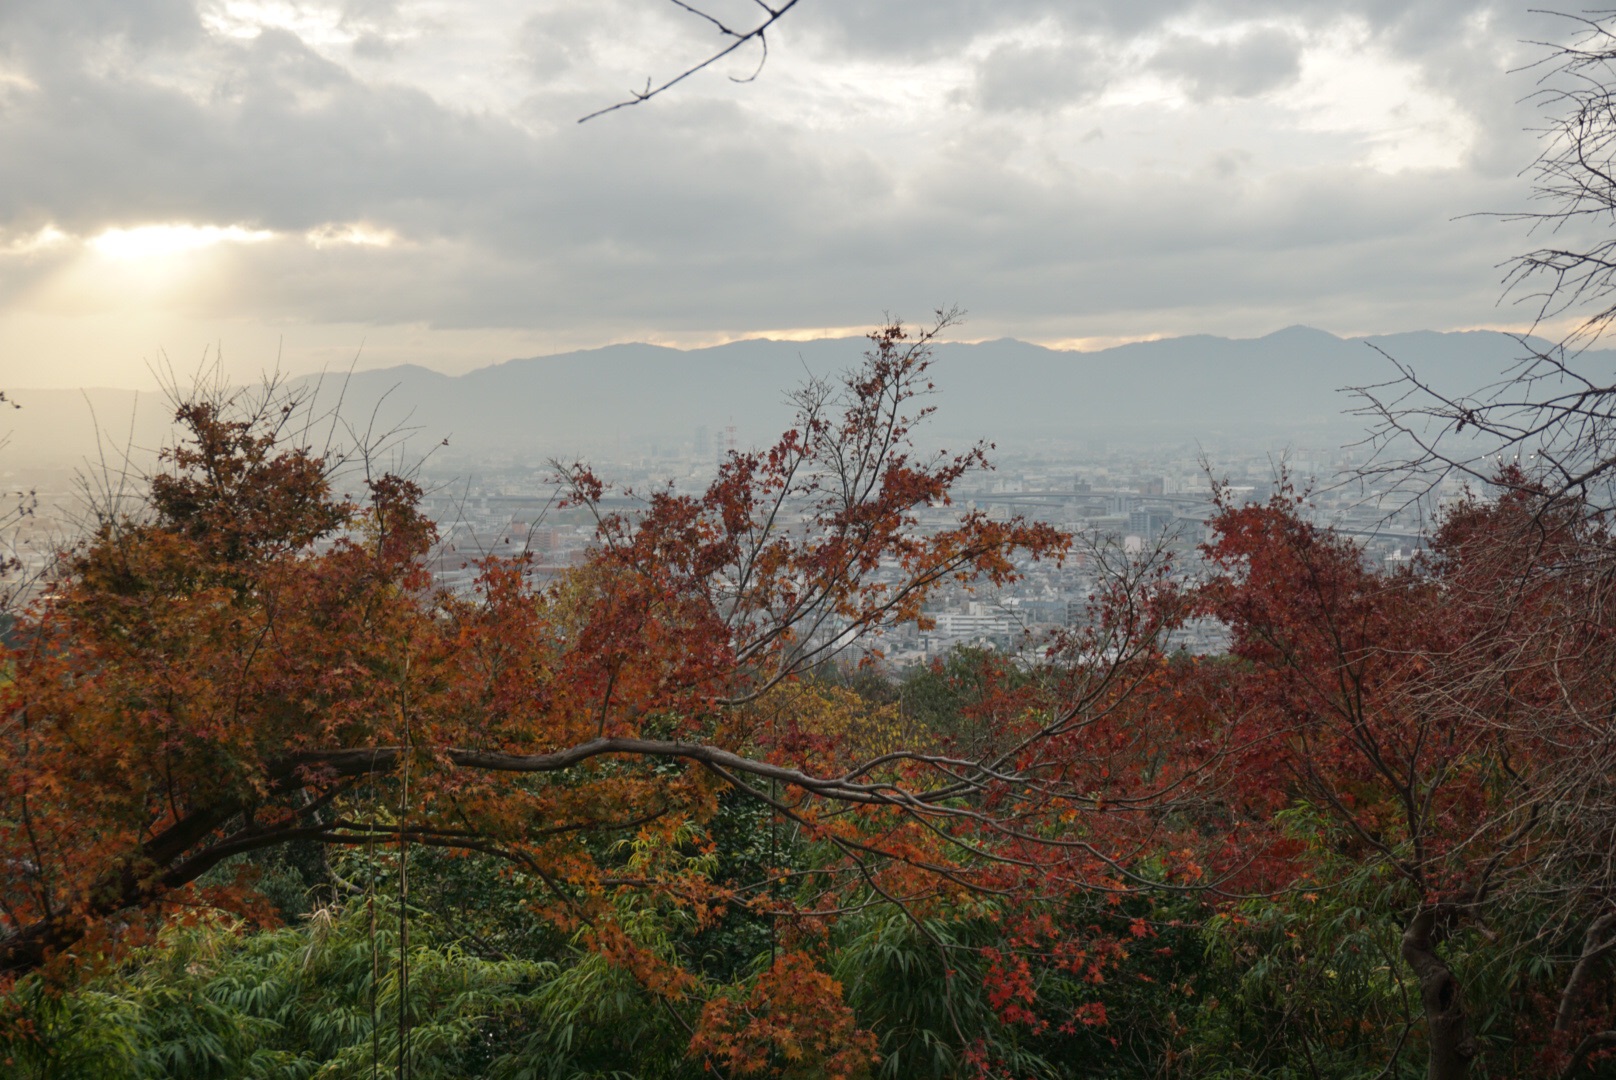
[6,326,1605,467]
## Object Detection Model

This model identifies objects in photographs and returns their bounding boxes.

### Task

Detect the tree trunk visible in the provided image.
[1402,908,1476,1080]
[1557,912,1616,1035]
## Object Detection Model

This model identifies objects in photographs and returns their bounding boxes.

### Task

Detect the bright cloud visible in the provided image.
[89,224,279,260]
[200,1,355,44]
[0,0,1575,388]
[2,226,68,256]
[305,222,400,248]
[1290,23,1479,172]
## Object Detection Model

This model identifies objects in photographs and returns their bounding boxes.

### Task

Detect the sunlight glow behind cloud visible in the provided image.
[305,223,399,248]
[1292,23,1479,172]
[200,1,354,44]
[3,226,67,256]
[89,224,278,260]
[0,1,1570,388]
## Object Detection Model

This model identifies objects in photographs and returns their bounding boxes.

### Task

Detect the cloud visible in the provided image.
[0,0,203,51]
[791,0,1189,61]
[518,8,594,80]
[0,20,541,236]
[0,0,1585,389]
[789,0,1538,65]
[1149,28,1303,101]
[967,39,1110,113]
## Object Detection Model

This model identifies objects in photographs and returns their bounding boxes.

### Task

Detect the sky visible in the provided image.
[0,0,1595,388]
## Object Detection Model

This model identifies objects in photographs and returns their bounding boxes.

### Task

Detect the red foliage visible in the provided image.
[1195,480,1616,1072]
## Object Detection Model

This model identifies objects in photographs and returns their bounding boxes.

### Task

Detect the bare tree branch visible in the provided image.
[579,0,802,123]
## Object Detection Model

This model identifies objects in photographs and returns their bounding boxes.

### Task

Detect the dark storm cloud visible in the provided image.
[204,125,1516,342]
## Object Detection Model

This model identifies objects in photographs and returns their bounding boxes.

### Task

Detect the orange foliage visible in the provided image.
[0,317,1079,997]
[689,952,877,1079]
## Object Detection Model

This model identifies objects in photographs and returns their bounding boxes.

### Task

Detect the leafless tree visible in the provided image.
[1507,12,1616,349]
[1350,338,1616,516]
[1353,13,1616,516]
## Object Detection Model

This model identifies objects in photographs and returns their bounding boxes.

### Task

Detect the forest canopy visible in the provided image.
[2,313,1615,1079]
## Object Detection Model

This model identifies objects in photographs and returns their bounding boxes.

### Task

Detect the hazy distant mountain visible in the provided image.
[6,327,1608,466]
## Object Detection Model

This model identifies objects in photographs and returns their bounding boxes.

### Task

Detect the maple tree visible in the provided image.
[1194,479,1616,1079]
[37,312,1616,1075]
[2,314,1222,1075]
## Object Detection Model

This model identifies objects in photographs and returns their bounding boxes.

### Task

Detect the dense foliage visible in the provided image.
[4,323,1616,1077]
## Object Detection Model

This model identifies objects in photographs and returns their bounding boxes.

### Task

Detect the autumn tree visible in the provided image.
[1,315,1222,1075]
[1330,18,1616,1070]
[1194,479,1616,1079]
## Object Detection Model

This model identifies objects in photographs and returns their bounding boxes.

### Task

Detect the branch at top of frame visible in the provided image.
[579,0,801,123]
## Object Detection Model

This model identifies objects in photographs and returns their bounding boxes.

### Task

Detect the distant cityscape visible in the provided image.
[2,325,1509,664]
[403,431,1442,668]
[0,420,1459,666]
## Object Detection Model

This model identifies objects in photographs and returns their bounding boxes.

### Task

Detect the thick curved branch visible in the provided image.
[291,736,995,808]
